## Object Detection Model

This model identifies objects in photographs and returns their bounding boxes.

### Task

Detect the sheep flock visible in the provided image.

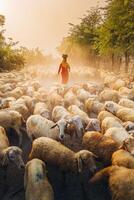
[1,66,134,200]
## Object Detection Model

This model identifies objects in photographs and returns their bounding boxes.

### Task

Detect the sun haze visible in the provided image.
[0,0,105,57]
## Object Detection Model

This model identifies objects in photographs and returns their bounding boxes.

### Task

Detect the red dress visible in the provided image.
[58,62,70,84]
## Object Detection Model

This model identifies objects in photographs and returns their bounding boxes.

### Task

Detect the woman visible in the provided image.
[58,54,70,84]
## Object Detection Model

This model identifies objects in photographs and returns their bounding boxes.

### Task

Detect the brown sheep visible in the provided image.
[0,109,25,146]
[112,149,134,169]
[82,131,119,165]
[0,126,24,169]
[29,137,97,174]
[89,166,134,200]
[98,111,122,124]
[24,159,54,200]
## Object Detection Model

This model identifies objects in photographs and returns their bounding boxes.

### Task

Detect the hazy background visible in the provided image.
[0,0,105,57]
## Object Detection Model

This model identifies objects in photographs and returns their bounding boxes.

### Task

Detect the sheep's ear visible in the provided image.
[1,151,9,166]
[77,156,83,173]
[50,124,58,129]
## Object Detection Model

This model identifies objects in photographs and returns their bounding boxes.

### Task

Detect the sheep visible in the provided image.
[68,105,90,125]
[123,121,134,133]
[26,115,71,141]
[24,158,54,200]
[64,90,83,109]
[99,89,120,103]
[9,102,30,121]
[0,126,24,169]
[116,107,134,122]
[112,149,134,169]
[98,110,122,124]
[76,88,91,103]
[104,101,122,115]
[104,127,134,154]
[85,119,101,132]
[48,92,64,111]
[112,79,126,90]
[85,98,104,116]
[29,137,97,174]
[0,109,25,146]
[119,98,134,109]
[52,106,84,137]
[82,131,119,165]
[101,117,123,134]
[89,166,134,200]
[34,102,50,120]
[5,87,24,99]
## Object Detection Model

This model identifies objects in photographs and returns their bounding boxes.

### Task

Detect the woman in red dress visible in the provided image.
[58,54,70,84]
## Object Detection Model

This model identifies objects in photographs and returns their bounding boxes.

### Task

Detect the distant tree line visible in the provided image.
[0,15,53,71]
[58,0,134,72]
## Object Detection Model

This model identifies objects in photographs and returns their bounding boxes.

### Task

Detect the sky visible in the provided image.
[0,0,105,57]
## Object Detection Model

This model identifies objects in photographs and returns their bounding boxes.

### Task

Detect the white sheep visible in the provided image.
[101,117,123,134]
[24,158,54,200]
[26,115,71,141]
[34,102,50,120]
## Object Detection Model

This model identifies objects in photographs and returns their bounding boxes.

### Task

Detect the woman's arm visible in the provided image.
[58,64,62,74]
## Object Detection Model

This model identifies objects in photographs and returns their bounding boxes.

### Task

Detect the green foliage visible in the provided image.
[58,0,134,69]
[58,7,102,65]
[0,15,24,71]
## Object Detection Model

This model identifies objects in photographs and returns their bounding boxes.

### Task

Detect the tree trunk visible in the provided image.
[124,51,129,73]
[111,53,115,71]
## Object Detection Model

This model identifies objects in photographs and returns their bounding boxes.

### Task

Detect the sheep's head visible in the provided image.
[68,115,84,137]
[85,119,101,132]
[123,121,134,131]
[75,150,97,173]
[120,136,134,155]
[104,101,118,114]
[50,119,68,140]
[2,146,25,170]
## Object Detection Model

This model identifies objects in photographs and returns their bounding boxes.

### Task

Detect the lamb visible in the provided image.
[101,117,123,134]
[29,137,97,173]
[26,115,71,141]
[89,166,134,200]
[99,89,120,103]
[112,149,134,169]
[82,131,119,165]
[24,158,54,200]
[0,109,25,146]
[0,126,24,169]
[34,102,50,120]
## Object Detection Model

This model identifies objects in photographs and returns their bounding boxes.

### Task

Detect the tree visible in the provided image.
[96,0,134,71]
[58,7,102,66]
